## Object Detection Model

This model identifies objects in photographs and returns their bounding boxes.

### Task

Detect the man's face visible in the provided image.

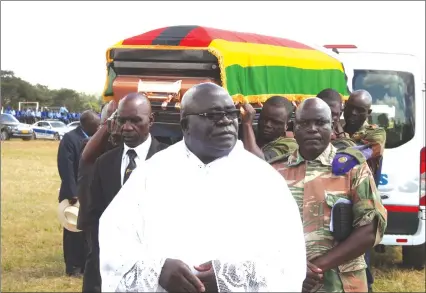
[343,96,371,132]
[117,102,153,148]
[258,105,288,143]
[294,106,332,156]
[182,93,238,158]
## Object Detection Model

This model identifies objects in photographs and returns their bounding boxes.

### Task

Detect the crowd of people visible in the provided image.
[57,83,387,293]
[2,106,82,124]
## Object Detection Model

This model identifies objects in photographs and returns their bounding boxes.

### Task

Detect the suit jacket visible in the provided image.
[57,126,87,202]
[87,137,168,226]
[76,154,96,231]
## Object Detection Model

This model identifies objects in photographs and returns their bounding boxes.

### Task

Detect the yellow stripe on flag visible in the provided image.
[209,39,344,71]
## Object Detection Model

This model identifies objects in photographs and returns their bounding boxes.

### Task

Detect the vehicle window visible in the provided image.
[39,122,49,127]
[0,114,19,124]
[50,121,66,128]
[352,70,415,149]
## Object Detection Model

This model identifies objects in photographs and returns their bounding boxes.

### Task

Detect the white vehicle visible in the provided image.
[67,121,80,131]
[325,45,425,268]
[31,120,70,140]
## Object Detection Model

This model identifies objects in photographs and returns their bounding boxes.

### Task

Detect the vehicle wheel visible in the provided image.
[54,133,60,141]
[402,243,425,270]
[1,130,9,141]
[33,132,37,140]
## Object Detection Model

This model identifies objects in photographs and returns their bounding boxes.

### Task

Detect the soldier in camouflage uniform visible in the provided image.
[334,90,386,176]
[240,96,298,162]
[271,98,387,293]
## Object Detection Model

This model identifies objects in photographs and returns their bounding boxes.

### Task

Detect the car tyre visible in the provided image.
[1,130,10,141]
[33,132,37,140]
[402,243,425,270]
[54,133,60,141]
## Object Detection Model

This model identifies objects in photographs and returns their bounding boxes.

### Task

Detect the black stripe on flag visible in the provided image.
[151,25,199,46]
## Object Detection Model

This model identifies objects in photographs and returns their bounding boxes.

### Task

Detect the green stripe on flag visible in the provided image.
[225,64,349,97]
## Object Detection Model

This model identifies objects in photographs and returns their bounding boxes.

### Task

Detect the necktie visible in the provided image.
[123,149,137,184]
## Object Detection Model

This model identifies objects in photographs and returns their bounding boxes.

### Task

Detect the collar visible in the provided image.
[288,143,336,167]
[122,134,152,161]
[80,127,89,139]
[182,139,244,167]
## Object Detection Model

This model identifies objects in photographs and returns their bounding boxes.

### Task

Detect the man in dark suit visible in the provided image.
[57,110,100,277]
[85,93,168,291]
[76,101,118,293]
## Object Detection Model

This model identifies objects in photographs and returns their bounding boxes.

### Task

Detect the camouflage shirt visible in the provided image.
[272,144,387,293]
[333,121,386,156]
[261,136,298,162]
[333,121,387,180]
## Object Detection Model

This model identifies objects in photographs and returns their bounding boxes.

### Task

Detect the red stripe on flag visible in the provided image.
[179,27,313,49]
[122,27,168,45]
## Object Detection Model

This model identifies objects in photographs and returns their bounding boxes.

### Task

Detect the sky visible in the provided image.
[1,1,425,95]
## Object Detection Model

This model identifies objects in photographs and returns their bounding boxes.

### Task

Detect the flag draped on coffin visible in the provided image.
[104,25,351,103]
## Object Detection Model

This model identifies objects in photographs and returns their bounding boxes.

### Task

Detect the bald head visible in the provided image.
[294,98,333,160]
[343,89,373,134]
[348,89,372,109]
[181,82,231,118]
[80,110,100,136]
[119,92,151,113]
[296,97,332,122]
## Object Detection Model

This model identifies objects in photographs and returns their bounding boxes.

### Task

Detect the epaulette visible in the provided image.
[336,147,366,164]
[267,153,290,165]
[332,147,366,176]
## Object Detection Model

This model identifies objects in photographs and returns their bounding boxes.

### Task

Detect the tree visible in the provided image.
[1,70,103,112]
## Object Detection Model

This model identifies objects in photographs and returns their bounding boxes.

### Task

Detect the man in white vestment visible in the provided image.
[99,83,307,292]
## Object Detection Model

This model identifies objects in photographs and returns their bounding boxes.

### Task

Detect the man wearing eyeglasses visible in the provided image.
[240,96,298,163]
[99,82,307,293]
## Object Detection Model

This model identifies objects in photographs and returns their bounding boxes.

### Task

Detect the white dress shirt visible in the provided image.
[100,140,307,292]
[120,134,152,186]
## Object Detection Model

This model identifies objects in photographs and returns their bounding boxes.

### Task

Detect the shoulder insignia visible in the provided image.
[338,156,348,163]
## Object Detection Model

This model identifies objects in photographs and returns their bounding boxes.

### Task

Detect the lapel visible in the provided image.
[146,137,160,160]
[111,145,124,190]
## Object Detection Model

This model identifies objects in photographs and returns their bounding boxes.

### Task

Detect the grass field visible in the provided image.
[1,140,425,292]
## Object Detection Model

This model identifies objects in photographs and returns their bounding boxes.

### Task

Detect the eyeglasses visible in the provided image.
[185,109,240,123]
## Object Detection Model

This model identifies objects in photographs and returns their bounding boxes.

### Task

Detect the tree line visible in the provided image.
[1,70,103,112]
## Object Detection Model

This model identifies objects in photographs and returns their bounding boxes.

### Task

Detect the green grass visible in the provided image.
[1,140,425,292]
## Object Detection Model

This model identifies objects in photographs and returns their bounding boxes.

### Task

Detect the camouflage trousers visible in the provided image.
[316,268,368,293]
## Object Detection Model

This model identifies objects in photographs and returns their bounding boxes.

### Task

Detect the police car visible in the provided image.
[31,119,70,140]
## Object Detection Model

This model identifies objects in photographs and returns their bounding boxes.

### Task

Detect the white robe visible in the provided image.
[99,140,306,292]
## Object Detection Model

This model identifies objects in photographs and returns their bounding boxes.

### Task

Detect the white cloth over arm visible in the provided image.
[99,141,306,292]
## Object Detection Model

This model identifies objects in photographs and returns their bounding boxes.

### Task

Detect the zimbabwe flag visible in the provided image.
[104,25,350,103]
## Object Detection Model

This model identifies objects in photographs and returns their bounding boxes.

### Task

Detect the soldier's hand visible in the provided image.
[106,101,118,118]
[240,103,256,125]
[302,261,323,293]
[333,120,345,138]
